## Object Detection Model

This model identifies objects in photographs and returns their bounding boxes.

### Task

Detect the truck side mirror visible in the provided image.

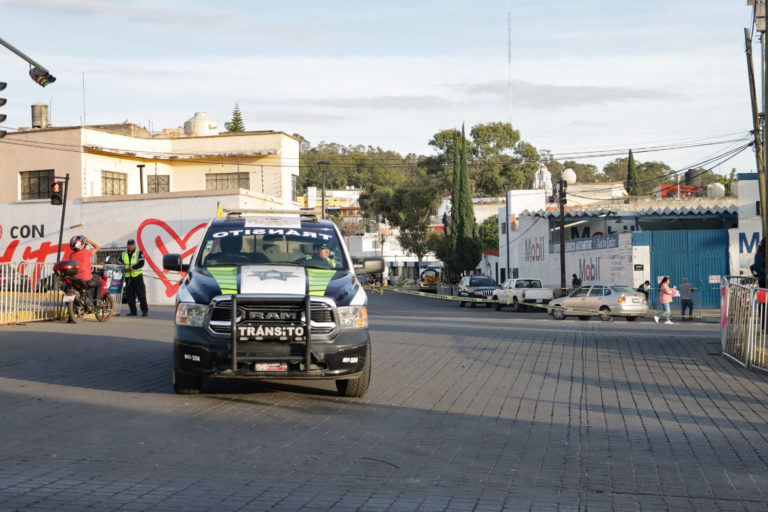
[163,253,189,272]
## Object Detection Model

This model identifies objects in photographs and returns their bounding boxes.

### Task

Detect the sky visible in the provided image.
[0,0,760,176]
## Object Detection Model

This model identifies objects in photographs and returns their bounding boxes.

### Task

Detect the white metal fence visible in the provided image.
[0,262,123,325]
[722,276,768,373]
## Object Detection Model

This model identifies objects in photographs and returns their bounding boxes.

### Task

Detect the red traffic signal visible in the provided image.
[0,81,6,138]
[50,181,63,205]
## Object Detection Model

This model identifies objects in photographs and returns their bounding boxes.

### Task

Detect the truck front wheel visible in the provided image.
[336,346,371,398]
[173,365,202,394]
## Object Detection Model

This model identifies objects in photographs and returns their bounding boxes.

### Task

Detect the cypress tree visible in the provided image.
[626,149,638,195]
[450,125,482,274]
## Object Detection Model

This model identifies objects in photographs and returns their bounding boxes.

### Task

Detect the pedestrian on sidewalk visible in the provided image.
[679,278,695,321]
[654,276,675,324]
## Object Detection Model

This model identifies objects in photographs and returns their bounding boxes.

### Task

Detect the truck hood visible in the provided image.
[182,265,361,307]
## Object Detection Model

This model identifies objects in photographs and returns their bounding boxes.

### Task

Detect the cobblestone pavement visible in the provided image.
[0,292,767,511]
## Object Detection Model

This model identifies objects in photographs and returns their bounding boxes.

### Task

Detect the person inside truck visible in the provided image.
[306,242,340,269]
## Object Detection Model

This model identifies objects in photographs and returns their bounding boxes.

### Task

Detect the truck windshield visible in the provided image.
[197,226,347,270]
[470,277,495,287]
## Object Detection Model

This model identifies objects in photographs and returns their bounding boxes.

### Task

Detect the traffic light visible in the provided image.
[50,181,63,205]
[0,81,6,138]
[29,67,55,87]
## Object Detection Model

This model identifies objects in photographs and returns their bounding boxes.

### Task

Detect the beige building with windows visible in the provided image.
[3,123,299,204]
[0,117,301,305]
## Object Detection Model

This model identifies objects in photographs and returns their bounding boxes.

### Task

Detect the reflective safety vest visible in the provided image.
[121,250,143,278]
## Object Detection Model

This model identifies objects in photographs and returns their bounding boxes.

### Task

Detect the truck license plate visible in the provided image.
[255,362,287,372]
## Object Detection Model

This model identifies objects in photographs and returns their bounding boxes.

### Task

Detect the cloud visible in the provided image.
[4,0,232,28]
[290,95,452,110]
[460,79,687,107]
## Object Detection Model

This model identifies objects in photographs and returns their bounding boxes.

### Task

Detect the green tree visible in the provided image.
[448,125,482,275]
[480,215,499,250]
[364,172,442,269]
[626,150,639,195]
[225,103,246,133]
[600,158,628,182]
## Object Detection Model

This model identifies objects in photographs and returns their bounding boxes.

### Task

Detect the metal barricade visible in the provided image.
[0,262,63,325]
[721,276,768,373]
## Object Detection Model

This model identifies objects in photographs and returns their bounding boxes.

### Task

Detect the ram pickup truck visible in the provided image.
[162,209,384,397]
[492,278,553,311]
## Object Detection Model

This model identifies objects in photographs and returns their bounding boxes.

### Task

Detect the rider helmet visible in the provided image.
[70,235,86,251]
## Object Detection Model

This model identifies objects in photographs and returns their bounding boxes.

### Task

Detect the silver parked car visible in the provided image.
[548,284,649,321]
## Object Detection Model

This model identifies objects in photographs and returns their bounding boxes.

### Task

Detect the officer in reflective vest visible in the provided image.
[121,239,149,317]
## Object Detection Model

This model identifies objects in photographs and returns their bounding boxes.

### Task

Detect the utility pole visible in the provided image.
[748,0,768,283]
[558,179,567,295]
[746,28,767,250]
[503,182,510,282]
[318,160,329,219]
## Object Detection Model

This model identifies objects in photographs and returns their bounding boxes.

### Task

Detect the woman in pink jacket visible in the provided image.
[654,276,675,324]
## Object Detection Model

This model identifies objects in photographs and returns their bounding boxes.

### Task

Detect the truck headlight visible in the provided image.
[175,303,208,327]
[338,305,368,330]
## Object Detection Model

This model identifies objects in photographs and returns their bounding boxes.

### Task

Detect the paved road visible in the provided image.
[0,292,767,511]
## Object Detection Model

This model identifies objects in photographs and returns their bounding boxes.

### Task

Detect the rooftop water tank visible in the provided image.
[562,168,577,185]
[685,169,701,186]
[706,182,725,198]
[31,102,49,129]
[183,112,219,136]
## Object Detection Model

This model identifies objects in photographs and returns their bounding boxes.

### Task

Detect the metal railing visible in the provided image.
[0,262,123,325]
[722,276,768,372]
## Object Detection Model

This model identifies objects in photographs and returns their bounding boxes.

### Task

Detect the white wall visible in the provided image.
[0,192,295,305]
[732,174,761,276]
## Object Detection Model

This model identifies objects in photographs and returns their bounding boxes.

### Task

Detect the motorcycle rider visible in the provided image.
[121,239,148,317]
[69,234,101,305]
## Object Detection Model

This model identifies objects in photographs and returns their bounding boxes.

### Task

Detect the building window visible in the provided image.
[205,172,249,191]
[20,169,54,200]
[102,171,127,196]
[147,175,170,193]
[292,175,298,202]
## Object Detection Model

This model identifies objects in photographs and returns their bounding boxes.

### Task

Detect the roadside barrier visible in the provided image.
[372,284,719,321]
[722,277,768,372]
[0,262,123,325]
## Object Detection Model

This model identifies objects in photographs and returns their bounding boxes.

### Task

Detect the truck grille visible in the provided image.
[207,299,336,336]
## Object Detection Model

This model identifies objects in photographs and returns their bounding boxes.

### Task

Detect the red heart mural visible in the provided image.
[137,219,207,297]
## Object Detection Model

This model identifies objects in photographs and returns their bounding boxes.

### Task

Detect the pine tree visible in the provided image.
[225,103,246,133]
[449,125,482,275]
[626,149,638,195]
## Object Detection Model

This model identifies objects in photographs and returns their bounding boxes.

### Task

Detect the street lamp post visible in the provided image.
[318,160,329,219]
[503,182,510,282]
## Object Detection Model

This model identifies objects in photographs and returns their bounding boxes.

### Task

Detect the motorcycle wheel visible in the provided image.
[67,297,84,324]
[95,294,115,322]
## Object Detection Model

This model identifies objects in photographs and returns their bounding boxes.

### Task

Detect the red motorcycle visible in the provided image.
[53,260,115,323]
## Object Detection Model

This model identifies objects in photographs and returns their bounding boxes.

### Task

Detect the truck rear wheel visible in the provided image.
[336,346,371,398]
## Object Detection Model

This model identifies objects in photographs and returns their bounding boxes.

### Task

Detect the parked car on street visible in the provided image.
[457,275,496,307]
[492,278,553,312]
[548,284,648,321]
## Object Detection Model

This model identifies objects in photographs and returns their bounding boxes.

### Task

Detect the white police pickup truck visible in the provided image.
[162,209,384,397]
